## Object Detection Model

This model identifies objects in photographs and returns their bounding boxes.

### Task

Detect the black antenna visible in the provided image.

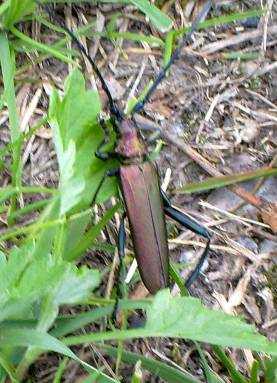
[34,0,122,119]
[35,0,212,119]
[131,0,212,115]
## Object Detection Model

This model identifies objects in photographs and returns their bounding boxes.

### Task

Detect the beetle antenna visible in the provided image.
[132,0,212,115]
[34,0,122,120]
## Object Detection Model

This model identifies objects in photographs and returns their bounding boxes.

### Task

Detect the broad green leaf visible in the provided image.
[49,68,117,210]
[58,139,85,215]
[1,0,36,28]
[0,241,99,322]
[52,266,99,306]
[64,290,277,356]
[0,328,118,382]
[0,243,34,305]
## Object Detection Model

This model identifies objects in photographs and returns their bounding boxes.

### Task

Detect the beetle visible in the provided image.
[35,0,212,294]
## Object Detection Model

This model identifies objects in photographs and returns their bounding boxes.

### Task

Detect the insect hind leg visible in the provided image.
[112,212,127,321]
[162,190,211,288]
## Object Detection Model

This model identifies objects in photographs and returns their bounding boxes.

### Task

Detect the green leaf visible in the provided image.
[212,346,247,383]
[0,328,75,356]
[0,352,17,383]
[49,68,117,211]
[0,187,16,203]
[52,265,100,306]
[0,328,118,382]
[87,0,172,32]
[0,241,99,322]
[0,31,22,222]
[64,290,277,356]
[264,356,277,383]
[11,26,77,66]
[130,0,172,32]
[1,0,36,28]
[58,139,86,215]
[66,203,120,261]
[195,343,225,383]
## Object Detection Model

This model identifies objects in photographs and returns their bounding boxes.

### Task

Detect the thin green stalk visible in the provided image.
[0,31,22,225]
[10,26,77,65]
[0,204,94,242]
[213,346,248,383]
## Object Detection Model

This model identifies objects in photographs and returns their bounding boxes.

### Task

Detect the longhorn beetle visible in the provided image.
[35,0,212,294]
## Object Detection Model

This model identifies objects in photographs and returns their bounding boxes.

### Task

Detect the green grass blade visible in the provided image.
[51,299,149,338]
[53,357,69,383]
[176,167,277,193]
[66,203,120,261]
[175,8,265,38]
[2,0,36,28]
[10,26,77,65]
[130,0,172,32]
[0,31,22,223]
[212,346,248,383]
[0,353,17,383]
[101,344,200,383]
[195,343,225,383]
[89,31,163,47]
[91,0,172,32]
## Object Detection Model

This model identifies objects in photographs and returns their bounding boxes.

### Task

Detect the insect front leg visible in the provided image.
[161,190,211,289]
[95,119,119,161]
[91,167,118,207]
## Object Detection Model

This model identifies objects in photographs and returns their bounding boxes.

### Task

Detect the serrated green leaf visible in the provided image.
[49,69,117,210]
[64,290,277,356]
[0,328,118,382]
[0,241,99,322]
[58,140,85,215]
[53,266,99,306]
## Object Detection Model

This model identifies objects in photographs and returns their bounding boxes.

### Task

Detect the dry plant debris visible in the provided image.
[0,0,277,381]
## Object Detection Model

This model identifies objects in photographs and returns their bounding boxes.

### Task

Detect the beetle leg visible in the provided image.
[91,168,119,206]
[112,212,127,320]
[95,119,119,160]
[146,129,161,146]
[132,116,161,146]
[161,190,211,288]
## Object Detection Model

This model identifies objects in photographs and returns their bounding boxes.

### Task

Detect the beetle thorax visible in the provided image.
[115,119,146,160]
